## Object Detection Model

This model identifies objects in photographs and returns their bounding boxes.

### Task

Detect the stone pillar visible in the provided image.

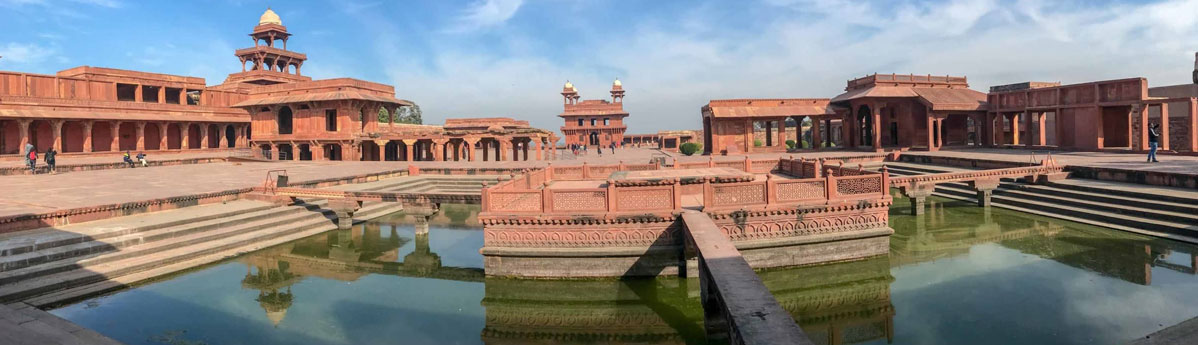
[936,119,944,149]
[500,139,510,161]
[403,139,416,161]
[134,85,143,102]
[1160,103,1171,151]
[157,86,165,104]
[926,113,936,150]
[744,119,753,153]
[522,140,530,161]
[825,119,833,147]
[777,119,787,149]
[199,124,209,149]
[218,124,229,148]
[432,139,447,161]
[993,113,1005,146]
[1136,104,1149,151]
[16,119,31,153]
[971,178,1000,208]
[159,122,168,149]
[181,123,191,150]
[872,105,882,150]
[902,186,933,216]
[135,122,147,151]
[82,121,93,153]
[49,120,63,152]
[312,142,325,160]
[110,121,122,152]
[536,138,543,160]
[1009,113,1020,146]
[811,117,821,149]
[1189,99,1198,152]
[1034,112,1047,146]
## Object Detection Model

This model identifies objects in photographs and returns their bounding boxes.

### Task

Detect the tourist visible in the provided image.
[123,151,135,168]
[1147,123,1160,163]
[26,147,37,174]
[137,152,148,167]
[610,142,615,154]
[23,142,33,168]
[45,147,57,174]
[596,144,602,156]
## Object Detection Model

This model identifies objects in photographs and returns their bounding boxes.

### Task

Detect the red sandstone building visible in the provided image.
[703,72,1198,155]
[0,9,555,162]
[559,80,628,148]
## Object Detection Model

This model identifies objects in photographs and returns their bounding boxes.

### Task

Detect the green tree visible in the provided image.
[378,107,390,123]
[394,105,424,124]
[785,140,796,149]
[680,142,701,156]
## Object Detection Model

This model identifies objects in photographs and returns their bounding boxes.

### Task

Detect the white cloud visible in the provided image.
[0,42,57,64]
[370,0,1198,133]
[448,0,523,33]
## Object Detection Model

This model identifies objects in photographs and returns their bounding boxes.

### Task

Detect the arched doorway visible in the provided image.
[324,144,342,161]
[0,120,19,154]
[207,124,220,148]
[588,132,599,146]
[277,106,293,135]
[29,120,54,152]
[144,123,162,150]
[92,122,113,152]
[188,124,203,149]
[856,105,873,148]
[225,125,236,148]
[118,122,137,151]
[62,121,86,153]
[167,123,182,149]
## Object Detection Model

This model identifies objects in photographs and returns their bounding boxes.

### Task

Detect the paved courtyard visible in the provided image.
[2,146,1197,220]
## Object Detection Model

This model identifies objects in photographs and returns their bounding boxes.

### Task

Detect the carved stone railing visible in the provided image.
[682,212,815,345]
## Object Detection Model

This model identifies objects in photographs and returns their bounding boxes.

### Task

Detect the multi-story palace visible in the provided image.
[558,80,628,148]
[0,8,556,162]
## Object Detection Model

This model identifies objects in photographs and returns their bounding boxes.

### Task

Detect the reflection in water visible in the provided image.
[50,200,1198,345]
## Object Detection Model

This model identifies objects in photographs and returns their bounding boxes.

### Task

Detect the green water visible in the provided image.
[51,200,1198,345]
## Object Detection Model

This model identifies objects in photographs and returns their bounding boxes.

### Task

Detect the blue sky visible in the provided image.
[3,0,1198,132]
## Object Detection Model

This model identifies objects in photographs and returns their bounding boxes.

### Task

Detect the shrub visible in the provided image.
[785,140,796,149]
[801,140,810,148]
[680,142,701,156]
[754,139,763,147]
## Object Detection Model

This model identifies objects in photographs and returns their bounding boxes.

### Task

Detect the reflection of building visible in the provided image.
[760,256,896,345]
[559,80,629,148]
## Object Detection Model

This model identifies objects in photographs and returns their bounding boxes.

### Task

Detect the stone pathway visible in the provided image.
[915,148,1198,175]
[0,302,123,345]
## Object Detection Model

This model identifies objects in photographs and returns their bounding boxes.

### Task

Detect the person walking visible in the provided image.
[22,142,33,169]
[136,152,148,167]
[1147,123,1161,163]
[45,147,57,174]
[26,147,38,174]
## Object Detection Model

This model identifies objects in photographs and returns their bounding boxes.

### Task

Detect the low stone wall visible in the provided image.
[895,153,1035,169]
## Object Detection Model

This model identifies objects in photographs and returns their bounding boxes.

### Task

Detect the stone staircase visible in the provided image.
[0,198,403,308]
[343,175,501,194]
[884,162,1198,242]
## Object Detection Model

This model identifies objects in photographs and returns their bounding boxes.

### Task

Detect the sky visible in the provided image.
[3,0,1198,133]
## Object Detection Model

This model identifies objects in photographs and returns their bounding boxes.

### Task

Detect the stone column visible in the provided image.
[500,139,510,161]
[1136,105,1149,151]
[50,120,63,152]
[743,119,753,153]
[971,178,1000,208]
[110,121,122,152]
[218,124,229,148]
[433,139,447,161]
[811,117,821,149]
[1189,99,1197,152]
[200,124,210,149]
[825,119,833,147]
[872,105,882,150]
[135,122,147,151]
[522,140,530,161]
[312,142,325,160]
[181,123,191,150]
[536,138,543,160]
[936,119,944,149]
[777,119,787,149]
[926,112,936,150]
[82,121,93,153]
[1034,112,1046,146]
[16,119,31,153]
[465,138,477,161]
[1160,103,1171,151]
[157,86,165,104]
[402,139,416,161]
[1009,113,1020,146]
[159,122,169,150]
[902,186,933,216]
[134,85,143,102]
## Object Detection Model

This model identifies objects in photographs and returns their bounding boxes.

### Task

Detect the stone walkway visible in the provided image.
[0,302,122,344]
[916,148,1198,175]
[1,150,240,169]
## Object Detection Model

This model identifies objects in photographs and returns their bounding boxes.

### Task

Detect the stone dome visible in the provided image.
[564,81,574,90]
[259,8,282,25]
[613,79,621,87]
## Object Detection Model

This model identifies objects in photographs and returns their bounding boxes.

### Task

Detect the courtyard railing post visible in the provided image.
[607,179,617,211]
[825,168,837,201]
[542,187,553,213]
[673,178,683,210]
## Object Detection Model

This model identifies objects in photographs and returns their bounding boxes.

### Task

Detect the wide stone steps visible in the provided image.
[884,164,1198,241]
[0,201,327,274]
[21,201,403,308]
[0,201,330,285]
[0,200,276,257]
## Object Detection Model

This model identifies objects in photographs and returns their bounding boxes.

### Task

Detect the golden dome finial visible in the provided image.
[259,8,282,25]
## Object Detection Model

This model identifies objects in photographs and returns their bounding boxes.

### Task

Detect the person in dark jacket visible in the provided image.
[45,147,57,174]
[1147,123,1160,163]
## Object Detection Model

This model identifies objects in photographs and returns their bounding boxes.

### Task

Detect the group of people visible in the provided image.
[568,142,620,157]
[21,142,149,174]
[22,143,56,174]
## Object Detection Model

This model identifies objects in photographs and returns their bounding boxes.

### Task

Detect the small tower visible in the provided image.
[224,8,312,85]
[562,81,578,105]
[610,78,624,103]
